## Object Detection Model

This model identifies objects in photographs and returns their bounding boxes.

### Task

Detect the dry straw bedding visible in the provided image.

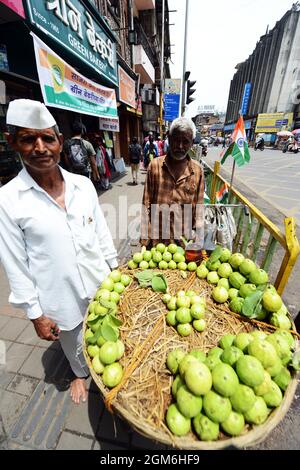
[83,268,298,449]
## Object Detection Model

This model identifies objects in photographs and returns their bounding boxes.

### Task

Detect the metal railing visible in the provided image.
[204,160,300,295]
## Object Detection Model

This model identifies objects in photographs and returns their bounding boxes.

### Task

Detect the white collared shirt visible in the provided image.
[0,167,118,330]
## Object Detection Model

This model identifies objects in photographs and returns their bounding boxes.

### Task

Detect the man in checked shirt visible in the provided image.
[140,117,205,247]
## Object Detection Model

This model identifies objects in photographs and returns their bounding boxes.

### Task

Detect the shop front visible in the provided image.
[0,0,122,182]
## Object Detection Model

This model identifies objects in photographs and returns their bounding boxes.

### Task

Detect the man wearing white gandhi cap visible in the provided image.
[0,99,118,404]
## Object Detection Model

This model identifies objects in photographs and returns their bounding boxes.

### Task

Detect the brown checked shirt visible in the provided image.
[141,155,205,245]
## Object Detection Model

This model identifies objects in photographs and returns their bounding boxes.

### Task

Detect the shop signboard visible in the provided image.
[32,33,117,118]
[99,116,119,132]
[255,112,293,133]
[0,0,25,18]
[118,66,136,108]
[164,78,181,121]
[241,82,252,116]
[25,0,117,85]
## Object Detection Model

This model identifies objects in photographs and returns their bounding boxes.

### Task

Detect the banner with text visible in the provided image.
[32,33,117,119]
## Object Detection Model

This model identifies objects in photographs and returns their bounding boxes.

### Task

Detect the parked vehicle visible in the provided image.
[254,136,264,151]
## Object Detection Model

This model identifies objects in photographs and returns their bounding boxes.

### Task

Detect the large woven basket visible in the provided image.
[83,268,298,450]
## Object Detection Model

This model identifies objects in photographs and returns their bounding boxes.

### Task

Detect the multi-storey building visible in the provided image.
[225,3,300,143]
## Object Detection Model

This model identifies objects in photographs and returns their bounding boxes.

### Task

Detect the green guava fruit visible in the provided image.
[211,363,239,397]
[212,286,229,303]
[176,385,203,418]
[253,370,272,396]
[221,411,245,436]
[229,253,245,269]
[239,283,257,299]
[234,332,253,351]
[229,272,246,289]
[221,346,244,366]
[249,268,268,286]
[244,396,269,425]
[166,404,191,436]
[219,248,231,263]
[203,391,232,423]
[273,367,291,391]
[239,259,257,276]
[262,290,283,312]
[184,362,212,396]
[235,355,265,387]
[230,384,256,414]
[102,362,123,388]
[218,263,233,279]
[172,375,185,399]
[193,413,219,441]
[166,349,186,375]
[219,334,236,349]
[262,381,283,407]
[247,339,279,368]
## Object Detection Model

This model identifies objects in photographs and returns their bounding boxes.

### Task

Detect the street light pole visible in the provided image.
[159,0,165,137]
[181,0,189,116]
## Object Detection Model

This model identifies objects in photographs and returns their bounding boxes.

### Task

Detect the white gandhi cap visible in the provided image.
[6,99,56,129]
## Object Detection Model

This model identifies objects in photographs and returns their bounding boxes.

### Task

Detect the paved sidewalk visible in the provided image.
[0,165,299,450]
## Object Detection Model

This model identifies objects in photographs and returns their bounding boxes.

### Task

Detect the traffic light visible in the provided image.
[185,71,196,105]
[186,79,196,104]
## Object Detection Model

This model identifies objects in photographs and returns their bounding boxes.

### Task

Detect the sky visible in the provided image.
[168,0,294,117]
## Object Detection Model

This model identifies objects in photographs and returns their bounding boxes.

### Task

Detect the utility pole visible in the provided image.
[181,0,189,116]
[159,0,165,137]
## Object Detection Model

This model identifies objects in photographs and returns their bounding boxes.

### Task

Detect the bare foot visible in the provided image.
[70,378,88,404]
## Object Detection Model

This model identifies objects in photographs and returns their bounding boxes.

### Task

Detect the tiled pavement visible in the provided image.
[0,167,299,451]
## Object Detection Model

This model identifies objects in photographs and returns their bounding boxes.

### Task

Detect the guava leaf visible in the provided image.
[242,290,264,318]
[134,270,154,287]
[87,316,101,327]
[86,324,103,344]
[101,324,118,342]
[151,274,168,293]
[108,314,123,327]
[208,245,223,263]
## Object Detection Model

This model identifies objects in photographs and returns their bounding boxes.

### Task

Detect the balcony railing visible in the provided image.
[134,21,158,68]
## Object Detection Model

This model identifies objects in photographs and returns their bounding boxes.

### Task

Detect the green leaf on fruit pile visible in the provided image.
[108,314,123,327]
[86,323,103,344]
[151,274,168,293]
[242,290,264,318]
[208,245,223,264]
[134,270,154,287]
[87,315,101,327]
[101,324,118,342]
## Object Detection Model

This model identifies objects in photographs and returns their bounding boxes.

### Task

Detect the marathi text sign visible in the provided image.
[99,117,119,132]
[25,0,117,85]
[255,112,293,133]
[32,33,117,118]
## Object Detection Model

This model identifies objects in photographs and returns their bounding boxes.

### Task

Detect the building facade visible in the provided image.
[225,3,300,142]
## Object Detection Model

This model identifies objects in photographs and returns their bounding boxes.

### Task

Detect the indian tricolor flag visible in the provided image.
[221,116,250,167]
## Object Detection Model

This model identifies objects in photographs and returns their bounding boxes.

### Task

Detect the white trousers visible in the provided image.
[59,322,89,378]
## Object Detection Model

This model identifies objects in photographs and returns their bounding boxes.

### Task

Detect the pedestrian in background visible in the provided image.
[0,99,118,404]
[157,136,164,156]
[128,136,142,185]
[62,121,99,182]
[143,133,158,169]
[93,135,111,190]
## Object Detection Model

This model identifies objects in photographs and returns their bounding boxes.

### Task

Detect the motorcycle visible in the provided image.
[282,141,299,154]
[254,138,264,151]
[200,141,208,157]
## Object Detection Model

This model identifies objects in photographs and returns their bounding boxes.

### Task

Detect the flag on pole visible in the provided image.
[221,116,250,167]
[216,183,229,203]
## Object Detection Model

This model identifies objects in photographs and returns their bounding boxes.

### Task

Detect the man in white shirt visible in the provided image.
[0,99,118,404]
